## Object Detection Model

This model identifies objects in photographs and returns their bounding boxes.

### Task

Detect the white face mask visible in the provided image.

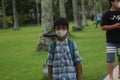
[117,2,120,9]
[55,30,67,37]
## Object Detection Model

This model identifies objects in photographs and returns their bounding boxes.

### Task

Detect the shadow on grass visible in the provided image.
[41,75,47,80]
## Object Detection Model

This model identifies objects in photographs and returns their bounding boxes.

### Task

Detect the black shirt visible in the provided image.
[101,10,120,44]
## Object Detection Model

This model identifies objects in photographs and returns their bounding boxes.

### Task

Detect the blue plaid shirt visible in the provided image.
[47,39,82,80]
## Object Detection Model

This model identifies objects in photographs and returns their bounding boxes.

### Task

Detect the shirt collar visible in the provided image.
[57,38,68,44]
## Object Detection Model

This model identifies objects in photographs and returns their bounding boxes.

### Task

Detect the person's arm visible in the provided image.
[47,42,54,80]
[75,62,82,80]
[101,22,120,30]
[48,65,52,80]
[72,41,82,80]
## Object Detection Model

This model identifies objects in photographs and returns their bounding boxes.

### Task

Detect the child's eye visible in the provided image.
[63,26,67,30]
[55,25,67,30]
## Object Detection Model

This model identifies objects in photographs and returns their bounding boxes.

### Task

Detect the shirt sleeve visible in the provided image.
[101,12,107,26]
[47,42,54,66]
[73,41,82,63]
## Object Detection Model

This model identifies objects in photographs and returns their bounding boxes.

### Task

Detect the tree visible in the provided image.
[98,0,103,13]
[36,0,40,25]
[94,0,97,22]
[59,0,66,18]
[72,0,82,31]
[87,0,93,20]
[12,0,19,30]
[2,0,8,29]
[37,0,53,50]
[0,0,110,27]
[81,0,88,26]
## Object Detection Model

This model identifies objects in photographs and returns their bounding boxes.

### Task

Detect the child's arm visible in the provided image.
[48,65,52,80]
[72,40,82,80]
[76,62,82,80]
[47,42,54,80]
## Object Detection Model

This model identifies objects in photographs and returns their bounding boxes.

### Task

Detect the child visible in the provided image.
[101,0,120,80]
[47,17,82,80]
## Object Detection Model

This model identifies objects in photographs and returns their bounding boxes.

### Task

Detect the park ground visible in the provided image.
[0,21,117,80]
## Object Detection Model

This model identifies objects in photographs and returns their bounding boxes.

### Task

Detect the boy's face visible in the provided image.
[112,0,120,9]
[55,25,68,38]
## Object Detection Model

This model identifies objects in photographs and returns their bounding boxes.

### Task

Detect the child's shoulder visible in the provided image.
[67,39,76,46]
[68,39,74,42]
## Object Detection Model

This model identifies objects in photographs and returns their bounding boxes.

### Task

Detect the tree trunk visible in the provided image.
[93,0,97,22]
[59,0,66,18]
[81,0,88,26]
[12,0,19,30]
[36,0,40,25]
[2,0,8,29]
[72,0,82,31]
[37,0,53,51]
[98,0,103,13]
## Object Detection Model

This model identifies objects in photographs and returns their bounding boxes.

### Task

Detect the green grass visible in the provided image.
[0,22,108,80]
[69,22,107,80]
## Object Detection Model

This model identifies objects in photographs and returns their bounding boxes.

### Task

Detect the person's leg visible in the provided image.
[106,43,116,80]
[96,21,98,27]
[107,54,115,80]
[117,55,120,78]
[108,62,114,80]
[117,45,120,78]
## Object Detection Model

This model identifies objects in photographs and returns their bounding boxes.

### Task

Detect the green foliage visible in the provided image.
[101,0,109,11]
[0,0,110,26]
[0,22,107,80]
[18,15,29,26]
[0,16,14,28]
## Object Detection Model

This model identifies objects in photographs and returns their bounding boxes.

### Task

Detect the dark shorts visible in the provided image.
[106,43,120,63]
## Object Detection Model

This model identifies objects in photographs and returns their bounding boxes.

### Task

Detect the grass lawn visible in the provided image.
[0,22,108,80]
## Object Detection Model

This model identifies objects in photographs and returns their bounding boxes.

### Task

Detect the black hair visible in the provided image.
[53,17,69,29]
[109,0,115,7]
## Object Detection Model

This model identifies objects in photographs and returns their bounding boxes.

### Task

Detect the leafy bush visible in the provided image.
[18,15,30,26]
